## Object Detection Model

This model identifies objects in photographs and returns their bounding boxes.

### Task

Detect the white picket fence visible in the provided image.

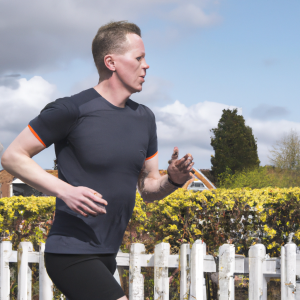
[0,239,300,300]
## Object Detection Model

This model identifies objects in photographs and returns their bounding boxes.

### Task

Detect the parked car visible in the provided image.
[187,180,207,191]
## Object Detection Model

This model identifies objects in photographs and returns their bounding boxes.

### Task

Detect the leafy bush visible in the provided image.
[124,188,300,299]
[120,188,300,258]
[218,166,300,189]
[2,188,300,298]
[0,196,56,299]
[2,189,300,257]
[0,196,55,250]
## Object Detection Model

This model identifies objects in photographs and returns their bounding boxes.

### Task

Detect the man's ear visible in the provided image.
[103,54,116,72]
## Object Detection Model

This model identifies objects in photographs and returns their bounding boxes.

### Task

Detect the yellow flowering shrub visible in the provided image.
[3,188,300,300]
[0,196,55,251]
[2,187,300,258]
[123,187,300,257]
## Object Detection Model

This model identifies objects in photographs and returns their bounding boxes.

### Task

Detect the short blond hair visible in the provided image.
[92,21,141,74]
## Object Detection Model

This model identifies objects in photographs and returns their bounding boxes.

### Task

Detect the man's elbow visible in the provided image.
[1,150,17,171]
[1,150,10,169]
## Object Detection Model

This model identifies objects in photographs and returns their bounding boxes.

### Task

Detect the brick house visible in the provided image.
[0,169,58,198]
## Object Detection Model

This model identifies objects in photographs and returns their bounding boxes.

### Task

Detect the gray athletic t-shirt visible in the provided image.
[29,88,157,254]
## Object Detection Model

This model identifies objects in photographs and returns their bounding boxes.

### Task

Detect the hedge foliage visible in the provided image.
[2,188,300,257]
[126,188,300,257]
[0,196,55,250]
[218,166,300,189]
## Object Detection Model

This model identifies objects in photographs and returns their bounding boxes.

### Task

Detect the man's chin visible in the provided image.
[131,86,143,94]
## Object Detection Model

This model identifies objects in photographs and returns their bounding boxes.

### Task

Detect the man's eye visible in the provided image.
[136,57,142,61]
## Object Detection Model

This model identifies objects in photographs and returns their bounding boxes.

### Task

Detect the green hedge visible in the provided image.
[2,189,300,299]
[0,196,55,251]
[218,166,300,189]
[1,187,300,257]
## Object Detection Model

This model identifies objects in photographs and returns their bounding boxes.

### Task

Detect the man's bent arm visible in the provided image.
[137,148,194,202]
[1,127,66,197]
[137,161,177,202]
[1,127,107,217]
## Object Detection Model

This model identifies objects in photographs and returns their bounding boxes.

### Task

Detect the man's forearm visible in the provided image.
[137,147,193,202]
[1,151,70,198]
[137,171,178,202]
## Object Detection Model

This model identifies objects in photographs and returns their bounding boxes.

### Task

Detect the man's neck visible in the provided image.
[94,77,131,108]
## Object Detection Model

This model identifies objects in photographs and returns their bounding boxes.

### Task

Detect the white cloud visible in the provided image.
[0,76,58,169]
[153,100,233,168]
[154,100,238,147]
[0,76,57,145]
[5,77,295,170]
[248,119,300,165]
[0,0,221,75]
[0,0,140,74]
[153,100,300,169]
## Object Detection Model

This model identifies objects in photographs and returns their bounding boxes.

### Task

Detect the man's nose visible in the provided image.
[143,59,150,70]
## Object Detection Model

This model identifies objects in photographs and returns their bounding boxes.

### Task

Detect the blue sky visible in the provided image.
[0,0,299,170]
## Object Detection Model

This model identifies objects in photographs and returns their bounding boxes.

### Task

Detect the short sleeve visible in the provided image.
[146,113,158,160]
[28,98,78,148]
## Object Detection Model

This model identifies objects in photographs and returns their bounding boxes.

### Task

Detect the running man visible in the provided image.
[1,21,194,300]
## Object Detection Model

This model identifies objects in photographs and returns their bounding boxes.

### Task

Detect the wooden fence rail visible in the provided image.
[1,239,300,300]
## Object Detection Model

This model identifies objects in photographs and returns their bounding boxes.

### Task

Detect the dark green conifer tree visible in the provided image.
[210,109,260,178]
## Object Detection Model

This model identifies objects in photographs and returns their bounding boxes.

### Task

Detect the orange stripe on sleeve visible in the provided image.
[28,125,46,147]
[145,151,158,161]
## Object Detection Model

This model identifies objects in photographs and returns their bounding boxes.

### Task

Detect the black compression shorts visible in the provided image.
[44,252,125,300]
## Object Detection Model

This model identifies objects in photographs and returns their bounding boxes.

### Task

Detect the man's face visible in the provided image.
[114,33,149,94]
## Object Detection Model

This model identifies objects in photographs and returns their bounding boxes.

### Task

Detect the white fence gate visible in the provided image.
[0,239,299,300]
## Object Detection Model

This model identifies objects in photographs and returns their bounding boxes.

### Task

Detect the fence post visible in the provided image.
[203,242,207,300]
[249,243,266,300]
[129,243,145,300]
[190,239,205,300]
[180,244,191,300]
[281,246,286,300]
[0,241,13,300]
[39,243,53,300]
[27,263,32,300]
[218,244,235,300]
[297,282,300,300]
[17,241,33,300]
[285,242,297,300]
[154,242,169,300]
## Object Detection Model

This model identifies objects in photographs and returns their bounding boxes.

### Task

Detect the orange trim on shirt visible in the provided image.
[28,125,46,147]
[145,151,158,161]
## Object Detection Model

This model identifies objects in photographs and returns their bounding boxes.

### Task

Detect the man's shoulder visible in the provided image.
[70,88,100,107]
[40,88,99,118]
[127,99,155,120]
[40,96,74,114]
